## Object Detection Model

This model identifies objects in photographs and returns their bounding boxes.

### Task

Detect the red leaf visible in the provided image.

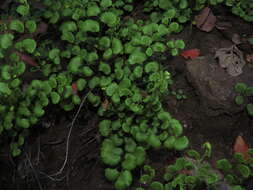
[18,52,38,66]
[71,83,78,94]
[233,135,249,161]
[181,49,200,59]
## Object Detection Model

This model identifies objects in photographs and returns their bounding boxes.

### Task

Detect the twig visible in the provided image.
[46,92,90,178]
[25,152,43,190]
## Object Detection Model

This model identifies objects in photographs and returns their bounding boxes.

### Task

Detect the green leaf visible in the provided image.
[133,146,146,165]
[167,40,175,48]
[150,181,164,190]
[99,120,111,137]
[33,105,45,117]
[122,153,137,170]
[61,31,75,43]
[164,136,176,149]
[76,79,86,91]
[235,83,247,94]
[247,103,253,116]
[60,21,77,32]
[112,38,123,55]
[103,48,113,60]
[99,36,111,48]
[152,42,166,52]
[100,12,118,27]
[12,147,22,157]
[16,118,30,128]
[68,56,82,73]
[21,38,37,53]
[49,48,60,59]
[114,170,133,190]
[0,82,11,95]
[25,20,37,33]
[101,139,122,166]
[99,62,111,75]
[88,76,100,89]
[106,83,118,96]
[148,134,161,148]
[169,22,179,32]
[9,20,24,33]
[174,136,189,150]
[245,87,253,96]
[16,5,29,16]
[72,94,81,105]
[146,47,153,56]
[78,20,100,32]
[82,66,94,77]
[18,135,25,146]
[100,0,112,8]
[164,8,176,19]
[170,119,183,137]
[128,51,147,64]
[87,5,101,17]
[235,96,244,105]
[187,149,201,160]
[231,185,245,190]
[50,92,60,104]
[175,40,185,49]
[171,48,178,56]
[105,168,119,181]
[179,0,188,9]
[0,33,14,49]
[216,159,232,172]
[237,164,250,178]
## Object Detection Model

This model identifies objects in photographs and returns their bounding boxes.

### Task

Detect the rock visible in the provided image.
[185,55,243,116]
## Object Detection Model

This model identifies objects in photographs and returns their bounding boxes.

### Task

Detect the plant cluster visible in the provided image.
[0,0,252,190]
[234,82,253,116]
[194,0,253,22]
[134,143,253,190]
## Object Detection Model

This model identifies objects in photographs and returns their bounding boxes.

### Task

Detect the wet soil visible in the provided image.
[0,5,253,190]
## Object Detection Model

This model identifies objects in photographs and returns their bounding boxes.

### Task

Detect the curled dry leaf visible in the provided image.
[214,45,246,76]
[194,7,217,32]
[233,135,249,161]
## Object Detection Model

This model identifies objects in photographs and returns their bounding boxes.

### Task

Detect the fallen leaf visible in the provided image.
[233,135,249,161]
[181,49,200,59]
[214,45,245,76]
[17,52,38,66]
[71,83,78,94]
[232,33,242,45]
[246,54,253,63]
[179,169,193,175]
[102,99,110,110]
[194,7,216,32]
[215,21,232,30]
[34,22,48,36]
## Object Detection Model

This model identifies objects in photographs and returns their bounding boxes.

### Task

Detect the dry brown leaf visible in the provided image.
[102,99,110,110]
[195,7,217,32]
[246,54,253,63]
[214,45,246,76]
[232,33,242,45]
[233,135,249,161]
[215,21,232,30]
